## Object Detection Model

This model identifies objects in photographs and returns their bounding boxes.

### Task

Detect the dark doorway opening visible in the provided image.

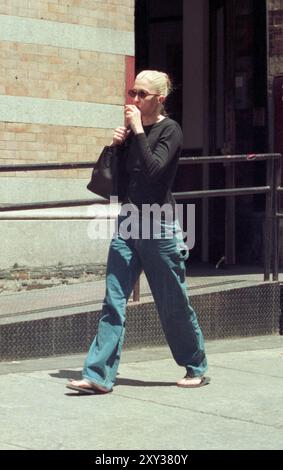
[135,0,183,125]
[135,0,268,265]
[209,0,268,265]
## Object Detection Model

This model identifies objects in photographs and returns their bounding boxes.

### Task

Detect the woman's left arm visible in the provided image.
[134,124,183,180]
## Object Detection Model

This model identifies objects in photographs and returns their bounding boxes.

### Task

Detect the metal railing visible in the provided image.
[175,153,282,284]
[273,155,283,281]
[0,152,282,302]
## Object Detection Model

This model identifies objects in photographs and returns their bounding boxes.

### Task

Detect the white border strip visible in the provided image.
[0,14,134,56]
[0,95,123,128]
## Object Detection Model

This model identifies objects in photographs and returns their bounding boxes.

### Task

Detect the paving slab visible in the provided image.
[0,335,282,450]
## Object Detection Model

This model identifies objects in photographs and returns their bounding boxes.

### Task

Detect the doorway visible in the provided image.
[135,0,183,124]
[134,0,268,264]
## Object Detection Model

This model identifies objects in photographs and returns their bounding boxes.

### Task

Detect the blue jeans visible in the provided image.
[83,214,207,390]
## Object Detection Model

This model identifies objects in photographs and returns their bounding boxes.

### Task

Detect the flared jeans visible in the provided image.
[83,214,207,391]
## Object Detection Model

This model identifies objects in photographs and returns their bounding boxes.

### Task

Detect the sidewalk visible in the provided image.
[0,335,282,450]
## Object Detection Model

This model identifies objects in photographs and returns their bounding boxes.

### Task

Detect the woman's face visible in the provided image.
[130,78,163,116]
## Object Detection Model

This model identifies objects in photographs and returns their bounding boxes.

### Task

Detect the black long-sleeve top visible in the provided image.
[116,117,183,209]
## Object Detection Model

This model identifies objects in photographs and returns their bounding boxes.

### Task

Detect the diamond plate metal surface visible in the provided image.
[124,302,166,348]
[280,284,283,335]
[191,284,281,340]
[0,283,281,361]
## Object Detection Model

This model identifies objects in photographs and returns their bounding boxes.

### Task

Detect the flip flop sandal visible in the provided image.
[66,380,111,394]
[177,376,211,388]
[66,383,98,394]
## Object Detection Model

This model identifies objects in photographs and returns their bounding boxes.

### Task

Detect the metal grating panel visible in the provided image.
[280,284,283,335]
[124,302,166,348]
[0,283,281,361]
[191,284,281,339]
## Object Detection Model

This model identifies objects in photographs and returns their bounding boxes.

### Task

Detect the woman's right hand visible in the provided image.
[111,126,130,146]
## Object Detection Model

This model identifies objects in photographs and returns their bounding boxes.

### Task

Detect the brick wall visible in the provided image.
[0,0,134,31]
[269,0,283,56]
[0,122,113,179]
[268,0,283,85]
[0,0,134,179]
[0,43,124,103]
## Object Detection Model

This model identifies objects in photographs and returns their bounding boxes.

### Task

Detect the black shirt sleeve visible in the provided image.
[132,122,183,181]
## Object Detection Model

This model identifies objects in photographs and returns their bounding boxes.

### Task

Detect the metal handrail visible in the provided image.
[179,153,281,164]
[0,187,271,212]
[0,198,108,212]
[0,153,280,173]
[174,187,270,199]
[0,162,96,172]
[0,152,282,300]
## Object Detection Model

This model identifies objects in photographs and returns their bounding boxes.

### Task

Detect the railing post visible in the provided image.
[132,277,140,302]
[225,161,236,265]
[273,156,281,281]
[264,158,274,281]
[201,163,209,263]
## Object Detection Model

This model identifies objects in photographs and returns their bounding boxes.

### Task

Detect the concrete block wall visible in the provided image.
[0,0,135,268]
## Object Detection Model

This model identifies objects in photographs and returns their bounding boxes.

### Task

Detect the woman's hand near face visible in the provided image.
[125,105,144,134]
[111,126,130,146]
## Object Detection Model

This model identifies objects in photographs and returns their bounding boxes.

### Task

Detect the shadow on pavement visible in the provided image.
[50,370,175,387]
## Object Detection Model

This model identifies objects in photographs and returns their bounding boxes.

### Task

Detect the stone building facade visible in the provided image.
[0,0,134,268]
[0,0,282,270]
[268,0,283,58]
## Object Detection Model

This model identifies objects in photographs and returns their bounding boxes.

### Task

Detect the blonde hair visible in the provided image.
[135,70,173,97]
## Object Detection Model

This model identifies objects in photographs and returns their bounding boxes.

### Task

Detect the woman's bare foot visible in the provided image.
[177,375,210,388]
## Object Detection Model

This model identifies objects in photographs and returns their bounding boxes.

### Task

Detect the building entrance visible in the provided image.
[135,0,268,265]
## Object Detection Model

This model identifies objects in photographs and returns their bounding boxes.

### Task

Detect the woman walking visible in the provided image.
[66,70,209,394]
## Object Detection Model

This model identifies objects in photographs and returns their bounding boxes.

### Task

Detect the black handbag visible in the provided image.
[87,146,118,200]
